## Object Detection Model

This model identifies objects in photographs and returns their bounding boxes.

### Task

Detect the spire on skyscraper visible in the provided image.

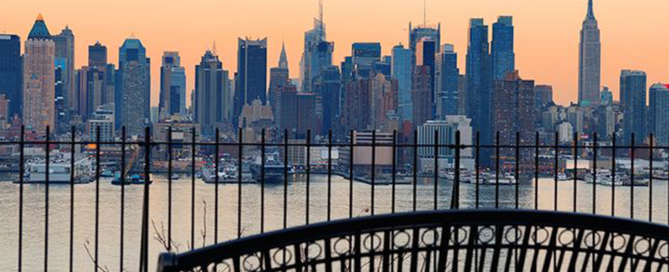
[28,13,51,40]
[279,42,288,68]
[586,0,595,20]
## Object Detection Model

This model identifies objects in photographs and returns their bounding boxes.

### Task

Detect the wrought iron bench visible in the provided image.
[157,210,669,272]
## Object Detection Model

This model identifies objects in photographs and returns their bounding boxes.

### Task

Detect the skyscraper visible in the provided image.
[649,84,669,145]
[491,16,514,80]
[578,0,601,106]
[465,18,492,163]
[619,70,646,145]
[0,34,22,118]
[269,43,290,118]
[435,44,459,118]
[53,26,75,124]
[534,85,554,108]
[412,65,433,128]
[195,50,231,136]
[116,37,151,135]
[351,43,382,72]
[492,71,535,170]
[88,41,107,68]
[299,0,334,92]
[415,38,437,111]
[408,22,441,67]
[392,44,413,124]
[23,14,56,133]
[314,65,341,135]
[159,51,186,120]
[234,38,267,121]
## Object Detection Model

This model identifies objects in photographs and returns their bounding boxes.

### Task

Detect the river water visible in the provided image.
[0,175,667,271]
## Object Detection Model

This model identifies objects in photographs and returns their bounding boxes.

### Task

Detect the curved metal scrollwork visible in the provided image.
[157,210,669,272]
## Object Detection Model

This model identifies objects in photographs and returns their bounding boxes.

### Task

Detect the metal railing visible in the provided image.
[2,125,669,272]
[156,210,669,272]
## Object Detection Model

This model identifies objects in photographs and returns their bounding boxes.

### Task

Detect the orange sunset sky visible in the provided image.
[3,0,669,107]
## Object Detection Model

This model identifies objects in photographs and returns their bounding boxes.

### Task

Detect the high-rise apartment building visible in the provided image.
[391,44,413,123]
[491,16,514,80]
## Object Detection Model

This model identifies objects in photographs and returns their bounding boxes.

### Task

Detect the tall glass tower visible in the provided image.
[0,34,22,118]
[234,38,267,121]
[491,16,514,80]
[116,37,151,135]
[465,18,492,165]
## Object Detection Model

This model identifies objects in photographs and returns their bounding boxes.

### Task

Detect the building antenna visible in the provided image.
[318,0,325,40]
[423,0,427,27]
[212,40,217,56]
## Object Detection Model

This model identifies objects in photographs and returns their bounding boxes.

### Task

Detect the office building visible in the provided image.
[578,0,601,106]
[53,26,75,124]
[23,14,56,133]
[392,44,413,123]
[620,70,646,145]
[465,18,492,164]
[491,16,515,80]
[435,44,459,117]
[0,34,22,118]
[194,50,231,136]
[234,38,267,121]
[412,66,433,128]
[159,51,187,120]
[116,36,151,135]
[649,84,669,145]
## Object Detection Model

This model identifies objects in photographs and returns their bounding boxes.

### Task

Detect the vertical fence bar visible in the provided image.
[349,130,354,218]
[214,128,220,244]
[612,134,616,217]
[573,132,578,213]
[18,125,24,272]
[120,127,126,271]
[190,128,196,249]
[495,131,500,209]
[454,131,461,209]
[413,130,418,212]
[371,130,375,216]
[306,130,312,224]
[433,130,438,210]
[95,127,101,272]
[534,132,539,210]
[391,131,397,214]
[140,127,151,272]
[260,129,266,232]
[476,132,480,209]
[631,134,635,219]
[168,127,173,250]
[593,133,597,215]
[284,129,289,228]
[69,126,75,272]
[327,130,333,221]
[237,128,243,237]
[515,132,520,209]
[45,126,50,272]
[649,134,653,222]
[554,132,559,211]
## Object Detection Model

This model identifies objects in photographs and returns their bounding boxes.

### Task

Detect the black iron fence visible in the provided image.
[3,125,669,272]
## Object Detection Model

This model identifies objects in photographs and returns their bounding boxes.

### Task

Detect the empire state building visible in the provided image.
[578,0,601,106]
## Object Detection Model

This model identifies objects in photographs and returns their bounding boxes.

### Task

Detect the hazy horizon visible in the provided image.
[4,0,669,107]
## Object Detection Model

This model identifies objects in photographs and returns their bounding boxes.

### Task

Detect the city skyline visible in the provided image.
[3,0,669,107]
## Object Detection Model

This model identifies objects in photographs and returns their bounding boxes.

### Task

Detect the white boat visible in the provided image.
[20,155,94,184]
[557,173,570,181]
[584,169,622,186]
